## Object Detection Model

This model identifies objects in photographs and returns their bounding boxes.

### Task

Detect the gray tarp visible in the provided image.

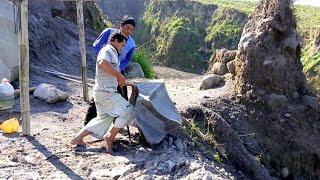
[0,1,19,82]
[134,80,182,145]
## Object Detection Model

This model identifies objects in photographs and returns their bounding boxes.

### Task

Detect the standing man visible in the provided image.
[84,15,136,125]
[71,32,134,154]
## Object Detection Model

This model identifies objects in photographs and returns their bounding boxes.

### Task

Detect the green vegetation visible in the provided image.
[213,152,221,162]
[182,118,219,160]
[132,49,155,79]
[206,8,243,50]
[294,5,320,29]
[301,47,320,96]
[91,3,113,33]
[192,0,256,14]
[136,0,247,72]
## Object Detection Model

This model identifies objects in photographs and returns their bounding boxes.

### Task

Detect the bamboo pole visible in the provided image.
[76,0,89,102]
[19,0,30,135]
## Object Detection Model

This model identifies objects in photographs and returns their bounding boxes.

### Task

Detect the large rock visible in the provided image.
[33,83,69,103]
[0,1,19,82]
[125,62,145,78]
[200,74,223,90]
[235,0,309,99]
[208,49,237,75]
[134,80,182,145]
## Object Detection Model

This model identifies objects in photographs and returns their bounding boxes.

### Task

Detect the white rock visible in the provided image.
[200,74,223,90]
[189,161,201,171]
[281,167,289,178]
[284,113,291,118]
[33,83,69,103]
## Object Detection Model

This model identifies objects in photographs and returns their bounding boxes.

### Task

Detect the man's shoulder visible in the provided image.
[102,28,118,34]
[127,36,136,48]
[101,44,114,53]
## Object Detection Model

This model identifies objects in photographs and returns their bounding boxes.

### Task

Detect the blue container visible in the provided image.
[0,78,15,110]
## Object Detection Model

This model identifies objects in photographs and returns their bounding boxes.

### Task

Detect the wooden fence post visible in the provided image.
[76,0,89,102]
[19,0,30,135]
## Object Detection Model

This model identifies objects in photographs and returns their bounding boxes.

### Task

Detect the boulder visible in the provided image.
[125,62,145,78]
[235,0,309,99]
[210,62,228,75]
[200,74,223,90]
[302,95,319,111]
[267,93,288,108]
[0,1,19,82]
[134,80,181,145]
[227,60,236,74]
[33,83,69,103]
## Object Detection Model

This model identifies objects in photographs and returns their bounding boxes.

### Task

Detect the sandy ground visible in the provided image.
[0,66,245,180]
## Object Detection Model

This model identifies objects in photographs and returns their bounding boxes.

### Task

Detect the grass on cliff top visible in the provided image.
[301,48,320,96]
[191,0,320,29]
[191,0,256,14]
[294,5,320,29]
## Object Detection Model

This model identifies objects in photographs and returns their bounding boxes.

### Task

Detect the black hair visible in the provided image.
[109,32,128,43]
[120,15,136,28]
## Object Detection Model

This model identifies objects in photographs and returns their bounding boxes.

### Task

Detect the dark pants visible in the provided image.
[84,71,128,125]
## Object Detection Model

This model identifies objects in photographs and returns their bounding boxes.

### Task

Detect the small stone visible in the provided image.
[189,162,201,171]
[168,137,173,146]
[230,115,235,119]
[284,113,291,118]
[185,160,190,167]
[166,160,176,172]
[174,139,184,151]
[205,175,213,180]
[177,157,188,167]
[11,156,19,162]
[145,175,152,180]
[281,167,289,178]
[25,155,36,164]
[157,166,163,171]
[219,168,225,173]
[280,119,285,123]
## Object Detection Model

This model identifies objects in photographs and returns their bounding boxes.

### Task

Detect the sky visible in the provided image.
[294,0,320,7]
[242,0,320,7]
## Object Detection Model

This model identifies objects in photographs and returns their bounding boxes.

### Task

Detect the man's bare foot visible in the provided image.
[70,137,86,145]
[103,135,114,154]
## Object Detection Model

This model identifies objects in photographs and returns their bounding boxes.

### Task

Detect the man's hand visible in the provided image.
[124,81,135,87]
[117,74,126,86]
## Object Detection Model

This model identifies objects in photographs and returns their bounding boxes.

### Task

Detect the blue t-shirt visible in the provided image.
[92,28,136,70]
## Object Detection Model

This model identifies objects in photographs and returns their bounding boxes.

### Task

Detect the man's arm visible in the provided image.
[98,60,125,86]
[93,29,112,55]
[120,47,135,70]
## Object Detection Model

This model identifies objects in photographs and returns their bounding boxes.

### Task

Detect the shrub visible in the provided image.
[133,49,155,79]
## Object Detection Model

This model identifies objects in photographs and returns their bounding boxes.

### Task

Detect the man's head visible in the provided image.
[120,15,135,38]
[109,32,127,53]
